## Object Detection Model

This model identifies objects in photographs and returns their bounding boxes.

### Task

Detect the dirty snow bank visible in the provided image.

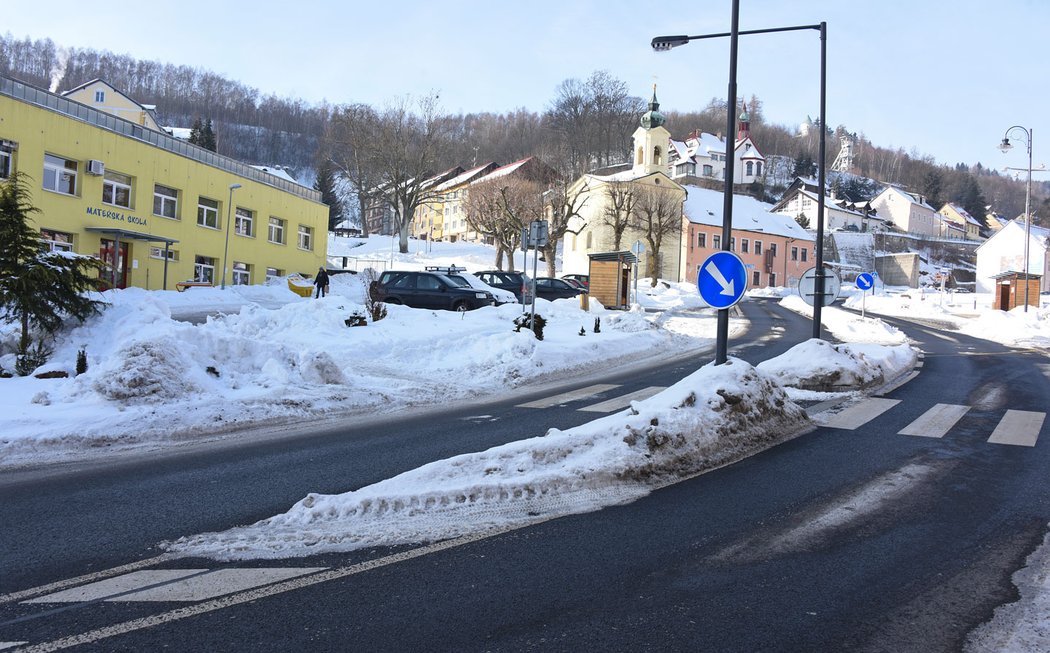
[757,338,918,391]
[167,358,810,560]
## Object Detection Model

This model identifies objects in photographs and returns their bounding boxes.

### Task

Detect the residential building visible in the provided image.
[450,157,557,243]
[61,79,163,132]
[667,99,765,186]
[412,162,497,241]
[771,178,884,232]
[682,186,815,289]
[938,203,984,241]
[974,218,1050,294]
[0,76,328,290]
[868,186,939,236]
[562,89,687,282]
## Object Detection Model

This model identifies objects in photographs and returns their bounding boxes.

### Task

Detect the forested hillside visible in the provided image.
[2,33,1043,225]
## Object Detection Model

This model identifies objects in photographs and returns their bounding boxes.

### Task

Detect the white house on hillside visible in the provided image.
[771,182,885,232]
[868,186,939,236]
[667,100,765,186]
[974,219,1050,294]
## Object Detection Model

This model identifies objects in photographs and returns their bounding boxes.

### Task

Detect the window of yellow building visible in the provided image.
[235,207,254,237]
[153,184,178,219]
[268,217,286,244]
[197,197,219,229]
[102,171,133,209]
[298,225,313,251]
[232,261,251,285]
[194,255,217,283]
[149,246,178,261]
[41,229,74,252]
[43,154,77,195]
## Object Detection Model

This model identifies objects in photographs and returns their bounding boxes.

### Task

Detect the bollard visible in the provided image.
[579,292,589,311]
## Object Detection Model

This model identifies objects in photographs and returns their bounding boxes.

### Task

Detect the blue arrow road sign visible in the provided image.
[697,251,748,309]
[856,273,875,291]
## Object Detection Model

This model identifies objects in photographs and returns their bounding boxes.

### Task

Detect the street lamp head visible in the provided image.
[651,35,690,51]
[998,138,1013,154]
[230,183,242,190]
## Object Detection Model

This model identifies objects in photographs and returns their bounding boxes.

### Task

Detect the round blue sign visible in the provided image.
[856,273,875,291]
[697,251,748,309]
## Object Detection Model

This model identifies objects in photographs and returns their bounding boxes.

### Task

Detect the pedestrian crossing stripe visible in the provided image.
[516,384,620,409]
[898,404,970,438]
[23,568,327,604]
[817,398,901,430]
[988,410,1046,447]
[578,386,666,413]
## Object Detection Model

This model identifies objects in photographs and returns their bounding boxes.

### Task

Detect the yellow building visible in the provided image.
[0,76,328,290]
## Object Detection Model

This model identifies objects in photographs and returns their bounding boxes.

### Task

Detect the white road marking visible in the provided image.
[898,404,971,438]
[14,526,548,653]
[875,370,920,397]
[516,384,620,408]
[24,568,327,604]
[578,386,666,413]
[816,398,901,430]
[920,329,959,343]
[0,554,179,605]
[0,643,28,650]
[988,410,1046,447]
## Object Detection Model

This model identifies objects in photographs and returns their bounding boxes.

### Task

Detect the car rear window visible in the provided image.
[444,275,470,288]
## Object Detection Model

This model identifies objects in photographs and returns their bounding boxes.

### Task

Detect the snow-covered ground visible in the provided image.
[2,235,1048,648]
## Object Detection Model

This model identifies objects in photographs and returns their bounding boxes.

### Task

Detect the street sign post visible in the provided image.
[798,266,841,308]
[631,240,645,304]
[697,251,748,310]
[856,272,875,318]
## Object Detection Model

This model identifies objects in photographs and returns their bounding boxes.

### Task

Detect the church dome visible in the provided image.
[640,87,665,129]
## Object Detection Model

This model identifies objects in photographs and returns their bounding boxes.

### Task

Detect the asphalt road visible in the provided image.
[2,299,1047,652]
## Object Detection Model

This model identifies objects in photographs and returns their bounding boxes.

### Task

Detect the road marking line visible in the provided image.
[24,568,327,604]
[816,398,901,430]
[0,554,180,605]
[577,386,666,413]
[13,526,542,653]
[24,570,206,604]
[875,370,920,397]
[0,643,28,650]
[988,410,1046,447]
[898,404,970,438]
[516,384,620,408]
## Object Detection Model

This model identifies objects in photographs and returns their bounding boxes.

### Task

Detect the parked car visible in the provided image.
[534,277,582,301]
[561,274,589,291]
[475,270,534,304]
[376,270,495,311]
[437,269,517,305]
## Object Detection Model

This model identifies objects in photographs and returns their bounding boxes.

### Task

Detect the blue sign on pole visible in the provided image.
[697,251,748,309]
[856,273,875,291]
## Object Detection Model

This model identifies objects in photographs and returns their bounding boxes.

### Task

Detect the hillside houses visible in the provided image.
[667,100,765,186]
[868,186,940,237]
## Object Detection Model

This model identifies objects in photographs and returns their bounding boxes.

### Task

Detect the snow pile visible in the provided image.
[167,358,810,560]
[958,305,1050,351]
[757,338,917,391]
[780,294,909,345]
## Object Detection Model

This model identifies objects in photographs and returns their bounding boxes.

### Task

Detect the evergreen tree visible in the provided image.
[0,173,104,374]
[313,159,345,231]
[188,116,203,147]
[201,118,217,152]
[793,151,816,178]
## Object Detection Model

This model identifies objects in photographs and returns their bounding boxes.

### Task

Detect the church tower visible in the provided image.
[737,98,751,141]
[631,86,672,176]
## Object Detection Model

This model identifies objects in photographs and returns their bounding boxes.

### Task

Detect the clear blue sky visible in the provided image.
[5,0,1045,172]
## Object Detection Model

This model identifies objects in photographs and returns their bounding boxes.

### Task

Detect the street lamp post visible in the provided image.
[998,127,1033,312]
[221,183,242,290]
[653,14,828,358]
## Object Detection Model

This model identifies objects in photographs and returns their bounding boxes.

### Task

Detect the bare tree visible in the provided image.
[464,177,542,271]
[541,180,588,277]
[631,185,683,286]
[326,103,381,236]
[601,179,637,251]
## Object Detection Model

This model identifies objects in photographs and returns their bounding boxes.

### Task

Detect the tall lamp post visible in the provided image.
[653,14,828,361]
[221,183,242,289]
[998,127,1033,312]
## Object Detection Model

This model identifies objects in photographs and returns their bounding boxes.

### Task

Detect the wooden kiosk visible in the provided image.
[990,271,1041,310]
[587,251,638,310]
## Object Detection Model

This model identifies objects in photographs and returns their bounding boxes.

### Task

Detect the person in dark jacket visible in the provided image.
[314,267,330,298]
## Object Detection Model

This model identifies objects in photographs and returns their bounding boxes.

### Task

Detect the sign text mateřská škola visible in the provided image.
[86,206,147,226]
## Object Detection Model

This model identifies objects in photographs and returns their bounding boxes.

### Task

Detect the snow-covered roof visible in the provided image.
[684,186,814,241]
[942,203,983,227]
[879,186,936,210]
[251,165,299,184]
[473,157,534,183]
[975,218,1050,252]
[436,162,497,191]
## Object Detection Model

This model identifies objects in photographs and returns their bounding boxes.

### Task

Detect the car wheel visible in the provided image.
[452,301,469,312]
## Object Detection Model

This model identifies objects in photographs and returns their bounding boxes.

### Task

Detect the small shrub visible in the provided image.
[34,370,68,379]
[578,327,586,336]
[16,341,52,377]
[345,313,368,327]
[76,348,88,375]
[363,268,388,323]
[594,317,601,333]
[513,313,547,341]
[206,366,220,377]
